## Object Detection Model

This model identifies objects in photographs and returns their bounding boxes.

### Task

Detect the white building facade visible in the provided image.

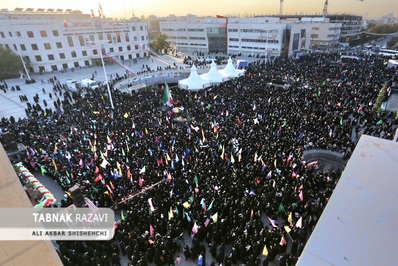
[159,15,344,58]
[0,9,149,73]
[160,15,228,54]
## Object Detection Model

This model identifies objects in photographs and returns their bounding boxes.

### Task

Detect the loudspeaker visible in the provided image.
[69,185,85,207]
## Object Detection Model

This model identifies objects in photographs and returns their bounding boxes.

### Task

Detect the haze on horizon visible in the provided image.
[1,0,396,19]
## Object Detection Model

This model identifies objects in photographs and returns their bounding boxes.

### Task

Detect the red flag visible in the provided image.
[94,174,102,182]
[279,235,286,245]
[139,177,143,187]
[237,117,242,125]
[91,9,95,17]
[126,168,131,179]
[299,190,304,201]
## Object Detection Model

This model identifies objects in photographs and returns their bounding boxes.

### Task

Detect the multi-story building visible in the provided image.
[159,15,228,54]
[0,8,149,73]
[158,15,343,58]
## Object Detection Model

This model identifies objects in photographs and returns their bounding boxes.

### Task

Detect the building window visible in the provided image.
[20,44,26,51]
[16,31,21,37]
[125,33,129,42]
[8,32,12,37]
[0,32,4,38]
[67,36,74,47]
[44,43,51,50]
[35,55,42,62]
[31,44,38,50]
[134,36,137,41]
[132,26,136,31]
[140,26,143,31]
[93,49,98,55]
[109,47,114,53]
[78,35,85,46]
[40,30,48,37]
[56,42,62,49]
[116,32,121,42]
[310,34,319,39]
[23,56,30,63]
[141,36,144,41]
[82,50,87,56]
[48,54,55,60]
[71,51,77,57]
[53,30,59,37]
[134,44,139,50]
[118,47,123,52]
[59,53,65,59]
[127,45,131,51]
[107,33,112,42]
[27,31,34,38]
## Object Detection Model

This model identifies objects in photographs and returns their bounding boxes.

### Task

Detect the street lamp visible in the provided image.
[13,37,32,81]
[259,29,270,62]
[88,40,114,109]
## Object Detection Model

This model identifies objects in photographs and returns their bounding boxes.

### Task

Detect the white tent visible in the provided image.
[200,60,229,84]
[178,65,212,91]
[218,57,245,79]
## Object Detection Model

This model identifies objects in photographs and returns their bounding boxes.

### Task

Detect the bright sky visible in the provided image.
[1,0,396,19]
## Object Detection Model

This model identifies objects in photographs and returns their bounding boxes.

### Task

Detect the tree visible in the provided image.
[0,46,25,79]
[149,33,170,54]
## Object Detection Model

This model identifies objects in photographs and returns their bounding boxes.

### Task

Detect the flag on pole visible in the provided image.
[296,216,303,228]
[278,203,285,213]
[211,212,218,223]
[192,221,199,234]
[262,244,269,256]
[267,216,278,228]
[168,206,174,220]
[121,211,125,221]
[139,165,146,174]
[284,226,292,233]
[183,201,191,209]
[208,200,214,210]
[161,81,177,106]
[288,212,293,225]
[299,190,304,201]
[279,235,286,245]
[149,224,155,237]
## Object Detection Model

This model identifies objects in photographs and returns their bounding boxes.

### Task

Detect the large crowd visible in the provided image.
[1,51,397,265]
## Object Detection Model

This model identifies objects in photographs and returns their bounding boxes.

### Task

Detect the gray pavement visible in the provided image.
[0,55,184,120]
[0,53,255,121]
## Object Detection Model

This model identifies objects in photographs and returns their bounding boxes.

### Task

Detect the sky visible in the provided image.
[1,0,396,19]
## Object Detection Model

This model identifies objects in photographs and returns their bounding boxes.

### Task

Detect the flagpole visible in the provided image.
[88,40,114,109]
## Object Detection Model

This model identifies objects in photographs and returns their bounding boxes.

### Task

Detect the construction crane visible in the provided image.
[323,0,329,15]
[280,0,284,15]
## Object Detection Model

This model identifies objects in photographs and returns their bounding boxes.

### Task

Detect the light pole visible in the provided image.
[13,37,32,81]
[88,40,114,109]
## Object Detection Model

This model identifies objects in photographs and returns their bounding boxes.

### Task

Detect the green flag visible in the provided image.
[376,119,383,125]
[188,195,194,203]
[193,175,199,187]
[161,82,170,105]
[40,165,46,175]
[121,211,125,221]
[278,203,286,213]
[339,118,343,125]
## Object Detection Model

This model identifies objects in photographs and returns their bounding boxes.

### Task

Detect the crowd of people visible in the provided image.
[1,51,397,265]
